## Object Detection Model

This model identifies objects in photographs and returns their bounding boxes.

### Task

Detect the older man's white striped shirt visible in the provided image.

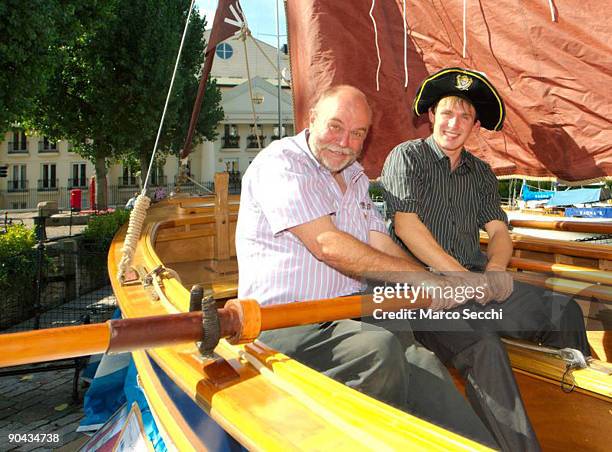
[236,130,387,306]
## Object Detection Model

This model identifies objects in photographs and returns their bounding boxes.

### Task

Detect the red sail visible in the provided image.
[287,0,612,183]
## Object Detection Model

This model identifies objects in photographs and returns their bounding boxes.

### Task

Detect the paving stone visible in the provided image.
[0,407,18,421]
[52,412,83,428]
[22,419,51,432]
[6,384,40,399]
[0,398,17,410]
[11,409,49,425]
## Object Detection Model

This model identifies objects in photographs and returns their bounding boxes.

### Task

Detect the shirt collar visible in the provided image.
[426,135,474,170]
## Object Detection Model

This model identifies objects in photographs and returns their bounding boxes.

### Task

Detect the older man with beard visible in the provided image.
[235,85,496,447]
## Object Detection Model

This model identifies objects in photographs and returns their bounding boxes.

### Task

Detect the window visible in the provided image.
[9,130,27,153]
[224,124,238,137]
[9,165,27,192]
[249,124,263,136]
[216,43,233,59]
[272,125,286,140]
[223,158,239,173]
[121,166,138,187]
[40,164,57,190]
[40,136,57,152]
[71,163,87,188]
[223,124,240,148]
[248,124,265,148]
[150,163,165,186]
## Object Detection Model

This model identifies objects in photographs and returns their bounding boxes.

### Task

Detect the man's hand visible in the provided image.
[421,275,471,311]
[485,266,514,302]
[455,271,495,305]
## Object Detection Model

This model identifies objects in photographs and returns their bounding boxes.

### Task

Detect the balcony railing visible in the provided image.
[68,178,88,189]
[149,175,167,187]
[7,142,28,154]
[247,135,266,149]
[228,170,242,194]
[222,135,240,148]
[37,179,59,191]
[38,141,58,152]
[174,174,194,186]
[118,176,138,187]
[7,180,28,193]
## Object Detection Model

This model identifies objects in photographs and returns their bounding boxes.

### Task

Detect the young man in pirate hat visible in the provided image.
[380,67,590,451]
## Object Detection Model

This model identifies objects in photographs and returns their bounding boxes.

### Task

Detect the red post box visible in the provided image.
[70,189,82,211]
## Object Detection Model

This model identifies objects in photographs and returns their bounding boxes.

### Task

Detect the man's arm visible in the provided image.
[483,220,513,271]
[394,212,467,272]
[482,220,514,301]
[368,230,421,262]
[288,216,428,284]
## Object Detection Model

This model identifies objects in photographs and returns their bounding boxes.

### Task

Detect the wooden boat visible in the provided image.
[107,174,612,450]
[2,172,610,449]
[110,177,612,450]
[2,1,611,450]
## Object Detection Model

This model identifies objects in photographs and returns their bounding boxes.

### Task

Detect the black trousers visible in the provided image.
[412,280,590,452]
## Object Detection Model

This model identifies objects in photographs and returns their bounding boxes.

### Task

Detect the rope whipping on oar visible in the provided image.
[117,0,197,283]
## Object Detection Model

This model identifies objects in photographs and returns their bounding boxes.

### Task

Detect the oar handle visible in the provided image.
[0,293,431,368]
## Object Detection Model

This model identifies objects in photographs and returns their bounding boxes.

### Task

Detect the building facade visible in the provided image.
[0,32,293,210]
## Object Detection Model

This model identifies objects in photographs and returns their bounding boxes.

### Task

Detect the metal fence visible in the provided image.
[0,244,117,332]
[0,179,240,210]
[0,239,118,400]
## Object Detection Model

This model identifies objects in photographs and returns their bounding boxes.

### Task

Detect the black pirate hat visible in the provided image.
[413,67,505,131]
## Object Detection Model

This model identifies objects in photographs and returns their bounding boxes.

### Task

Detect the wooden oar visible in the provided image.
[481,234,612,261]
[0,293,430,368]
[509,219,612,235]
[512,272,612,302]
[509,257,612,286]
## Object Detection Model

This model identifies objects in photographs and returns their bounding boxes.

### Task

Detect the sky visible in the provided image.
[195,0,287,48]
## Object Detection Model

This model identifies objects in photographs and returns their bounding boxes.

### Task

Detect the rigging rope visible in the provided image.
[248,35,280,73]
[117,0,196,283]
[402,0,408,88]
[369,0,381,91]
[240,27,263,150]
[547,0,557,22]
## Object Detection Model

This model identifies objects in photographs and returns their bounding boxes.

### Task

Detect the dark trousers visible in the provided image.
[413,280,590,452]
[258,318,498,448]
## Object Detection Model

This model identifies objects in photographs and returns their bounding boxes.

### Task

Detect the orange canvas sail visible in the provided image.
[286,0,612,183]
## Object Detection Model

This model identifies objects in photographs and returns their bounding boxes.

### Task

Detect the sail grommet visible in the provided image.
[224,299,262,345]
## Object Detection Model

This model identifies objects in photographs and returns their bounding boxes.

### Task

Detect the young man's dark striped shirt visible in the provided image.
[380,135,507,270]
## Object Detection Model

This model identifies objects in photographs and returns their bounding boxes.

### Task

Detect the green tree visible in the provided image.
[31,0,223,209]
[114,0,223,186]
[0,1,90,133]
